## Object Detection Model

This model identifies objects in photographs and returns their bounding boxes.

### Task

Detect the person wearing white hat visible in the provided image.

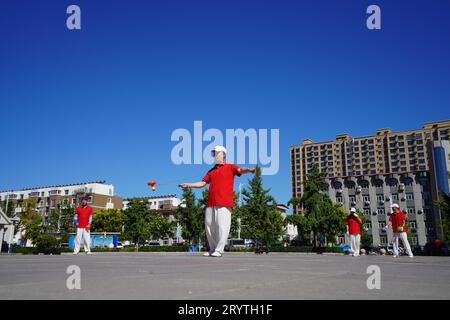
[179,146,256,257]
[346,208,363,257]
[384,203,413,258]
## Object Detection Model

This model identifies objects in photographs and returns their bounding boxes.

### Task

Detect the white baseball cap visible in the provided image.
[391,203,399,209]
[212,145,227,154]
[350,208,356,213]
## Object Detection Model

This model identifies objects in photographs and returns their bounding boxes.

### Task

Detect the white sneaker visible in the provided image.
[203,252,211,257]
[408,255,414,258]
[73,252,78,255]
[86,251,93,255]
[210,251,223,257]
[393,255,398,258]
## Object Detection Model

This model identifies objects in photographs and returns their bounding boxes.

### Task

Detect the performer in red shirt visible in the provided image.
[73,198,93,255]
[179,146,256,257]
[385,203,413,258]
[346,208,363,257]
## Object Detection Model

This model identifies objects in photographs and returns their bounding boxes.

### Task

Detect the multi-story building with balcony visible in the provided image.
[290,120,450,246]
[0,181,123,222]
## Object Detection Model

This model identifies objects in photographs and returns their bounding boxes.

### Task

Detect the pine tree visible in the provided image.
[176,188,204,245]
[240,166,284,244]
[296,164,346,246]
[123,198,151,251]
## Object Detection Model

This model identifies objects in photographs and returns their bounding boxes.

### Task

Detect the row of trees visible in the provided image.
[7,167,286,250]
[14,164,450,251]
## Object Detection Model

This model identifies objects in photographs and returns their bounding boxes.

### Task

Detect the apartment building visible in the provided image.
[0,181,123,221]
[290,120,450,246]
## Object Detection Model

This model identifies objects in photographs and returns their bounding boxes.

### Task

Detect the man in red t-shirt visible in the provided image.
[73,198,93,255]
[179,146,256,257]
[346,208,363,257]
[385,203,413,258]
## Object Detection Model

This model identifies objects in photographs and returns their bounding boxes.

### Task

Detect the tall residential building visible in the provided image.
[290,120,450,246]
[0,180,123,220]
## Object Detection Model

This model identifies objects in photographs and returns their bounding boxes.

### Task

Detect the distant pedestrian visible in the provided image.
[73,198,93,255]
[346,208,362,257]
[384,204,413,258]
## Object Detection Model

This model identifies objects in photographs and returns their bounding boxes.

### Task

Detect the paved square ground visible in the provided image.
[1,252,449,299]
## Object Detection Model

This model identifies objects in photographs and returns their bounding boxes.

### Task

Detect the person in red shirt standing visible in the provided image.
[346,208,363,257]
[179,146,256,257]
[73,198,93,255]
[385,203,413,258]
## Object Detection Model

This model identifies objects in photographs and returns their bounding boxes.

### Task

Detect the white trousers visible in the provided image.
[392,232,413,257]
[74,228,91,253]
[349,234,361,256]
[205,206,231,254]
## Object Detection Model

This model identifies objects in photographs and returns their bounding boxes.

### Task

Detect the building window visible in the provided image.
[363,195,370,202]
[336,197,343,203]
[409,221,417,229]
[407,208,416,215]
[376,195,385,201]
[380,236,388,245]
[364,222,372,229]
[406,193,414,200]
[379,222,386,229]
[378,208,385,215]
[364,209,371,215]
[392,194,399,201]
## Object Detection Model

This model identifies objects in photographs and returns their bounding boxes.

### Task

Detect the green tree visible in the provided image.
[123,198,151,251]
[147,213,176,241]
[230,192,241,238]
[0,200,16,217]
[47,204,75,244]
[434,192,450,242]
[239,166,284,244]
[287,197,300,215]
[91,208,125,233]
[285,213,312,241]
[20,198,43,245]
[297,164,346,247]
[176,188,204,245]
[356,209,372,248]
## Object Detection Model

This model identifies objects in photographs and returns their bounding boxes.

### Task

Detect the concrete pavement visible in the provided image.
[1,252,449,299]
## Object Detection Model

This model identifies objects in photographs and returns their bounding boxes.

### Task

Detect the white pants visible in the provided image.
[205,206,231,254]
[349,234,361,256]
[74,228,91,253]
[392,232,413,257]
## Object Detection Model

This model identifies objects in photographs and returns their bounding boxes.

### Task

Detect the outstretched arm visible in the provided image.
[238,167,256,175]
[179,182,207,189]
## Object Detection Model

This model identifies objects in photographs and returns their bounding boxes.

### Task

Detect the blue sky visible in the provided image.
[1,0,449,209]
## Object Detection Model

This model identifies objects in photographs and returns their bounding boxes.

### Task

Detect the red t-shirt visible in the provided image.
[389,211,407,233]
[75,205,93,228]
[202,163,241,208]
[346,215,361,235]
